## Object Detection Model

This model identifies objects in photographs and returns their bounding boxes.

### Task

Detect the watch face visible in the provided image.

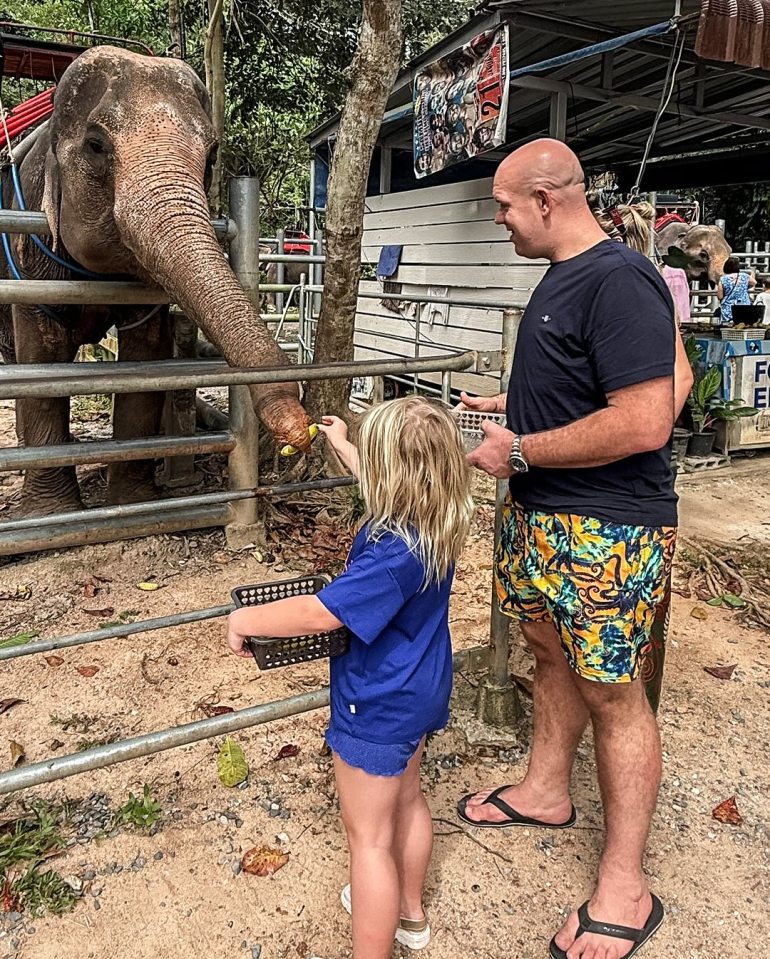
[509,455,529,474]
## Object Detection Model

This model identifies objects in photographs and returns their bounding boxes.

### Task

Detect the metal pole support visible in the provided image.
[226,177,262,547]
[276,228,286,314]
[476,308,524,727]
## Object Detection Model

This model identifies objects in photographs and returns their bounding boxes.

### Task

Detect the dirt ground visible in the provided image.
[1,399,769,959]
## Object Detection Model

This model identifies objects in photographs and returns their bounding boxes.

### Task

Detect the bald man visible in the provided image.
[457,140,676,959]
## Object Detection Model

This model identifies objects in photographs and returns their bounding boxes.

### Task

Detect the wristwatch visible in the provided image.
[508,434,529,474]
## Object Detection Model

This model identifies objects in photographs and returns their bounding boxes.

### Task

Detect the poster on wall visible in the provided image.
[413,23,509,179]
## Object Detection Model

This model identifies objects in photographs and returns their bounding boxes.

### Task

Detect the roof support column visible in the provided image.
[549,90,568,141]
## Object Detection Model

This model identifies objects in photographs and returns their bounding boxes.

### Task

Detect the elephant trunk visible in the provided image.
[113,140,312,451]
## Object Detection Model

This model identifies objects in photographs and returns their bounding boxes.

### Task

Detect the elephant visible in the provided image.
[655,222,732,284]
[263,255,313,311]
[0,46,314,516]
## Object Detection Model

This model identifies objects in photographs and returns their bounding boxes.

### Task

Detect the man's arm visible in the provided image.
[468,376,674,478]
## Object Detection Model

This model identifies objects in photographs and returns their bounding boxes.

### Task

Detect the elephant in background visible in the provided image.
[656,222,732,284]
[0,46,313,515]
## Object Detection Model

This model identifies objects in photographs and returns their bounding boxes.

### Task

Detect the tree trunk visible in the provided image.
[305,0,403,420]
[168,0,183,57]
[204,0,225,214]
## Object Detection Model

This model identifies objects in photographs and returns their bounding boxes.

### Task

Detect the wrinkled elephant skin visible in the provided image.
[0,46,312,516]
[656,223,731,284]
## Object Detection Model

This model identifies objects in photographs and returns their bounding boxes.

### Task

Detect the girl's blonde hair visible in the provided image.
[593,201,655,255]
[357,396,474,585]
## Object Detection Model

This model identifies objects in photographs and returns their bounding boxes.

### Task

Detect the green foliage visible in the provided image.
[3,0,471,224]
[686,362,757,431]
[114,783,162,831]
[0,803,77,917]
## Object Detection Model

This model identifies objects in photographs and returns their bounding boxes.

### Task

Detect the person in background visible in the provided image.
[227,397,474,959]
[717,256,756,324]
[593,201,693,415]
[754,276,770,324]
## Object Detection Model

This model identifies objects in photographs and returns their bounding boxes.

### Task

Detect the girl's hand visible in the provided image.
[227,609,256,660]
[317,416,348,451]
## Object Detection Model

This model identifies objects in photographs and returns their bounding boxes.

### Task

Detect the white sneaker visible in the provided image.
[340,884,431,950]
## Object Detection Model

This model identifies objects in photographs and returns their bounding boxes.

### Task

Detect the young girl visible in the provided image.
[227,397,474,957]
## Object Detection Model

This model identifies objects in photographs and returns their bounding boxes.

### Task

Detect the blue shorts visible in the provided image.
[325,727,422,778]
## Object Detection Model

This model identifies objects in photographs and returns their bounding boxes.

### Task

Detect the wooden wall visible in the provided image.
[356,177,547,395]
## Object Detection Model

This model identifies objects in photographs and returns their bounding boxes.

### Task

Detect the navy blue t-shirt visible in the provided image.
[317,526,453,745]
[507,240,678,528]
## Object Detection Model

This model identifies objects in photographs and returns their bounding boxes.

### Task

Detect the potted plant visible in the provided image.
[686,364,757,456]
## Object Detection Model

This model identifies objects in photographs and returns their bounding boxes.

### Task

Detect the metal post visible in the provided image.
[160,309,199,488]
[441,369,451,405]
[313,229,325,320]
[226,177,262,547]
[276,228,286,314]
[476,308,523,727]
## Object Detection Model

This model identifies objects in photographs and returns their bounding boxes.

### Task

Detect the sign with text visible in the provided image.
[413,24,509,179]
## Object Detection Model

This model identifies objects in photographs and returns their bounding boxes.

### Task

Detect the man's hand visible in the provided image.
[456,391,505,414]
[467,420,514,478]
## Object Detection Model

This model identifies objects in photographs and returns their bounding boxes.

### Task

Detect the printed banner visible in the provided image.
[413,24,509,179]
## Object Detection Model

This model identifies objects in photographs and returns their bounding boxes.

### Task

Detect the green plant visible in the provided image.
[686,365,757,432]
[114,784,162,832]
[0,804,77,917]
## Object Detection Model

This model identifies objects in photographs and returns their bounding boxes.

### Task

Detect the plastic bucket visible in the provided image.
[687,429,716,457]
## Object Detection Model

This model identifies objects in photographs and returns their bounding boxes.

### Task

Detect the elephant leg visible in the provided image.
[108,307,173,504]
[13,306,82,515]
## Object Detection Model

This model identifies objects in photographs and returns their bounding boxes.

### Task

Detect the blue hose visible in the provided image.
[10,163,107,280]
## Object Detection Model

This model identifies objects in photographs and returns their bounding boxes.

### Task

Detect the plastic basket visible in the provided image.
[231,575,349,670]
[457,410,507,452]
[720,328,766,341]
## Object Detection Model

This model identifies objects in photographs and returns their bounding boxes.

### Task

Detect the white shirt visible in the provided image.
[756,291,770,325]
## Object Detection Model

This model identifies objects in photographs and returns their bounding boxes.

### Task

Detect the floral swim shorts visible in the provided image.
[496,498,677,684]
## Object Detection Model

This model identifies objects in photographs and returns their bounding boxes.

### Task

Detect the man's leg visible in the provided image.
[462,619,588,825]
[553,676,661,959]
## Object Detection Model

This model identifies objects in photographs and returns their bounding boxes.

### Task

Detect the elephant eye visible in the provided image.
[86,137,105,155]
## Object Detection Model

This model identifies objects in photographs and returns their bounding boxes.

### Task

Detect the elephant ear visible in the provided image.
[41,148,62,252]
[661,245,692,270]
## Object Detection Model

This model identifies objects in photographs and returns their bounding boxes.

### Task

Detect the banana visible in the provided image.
[280,423,320,457]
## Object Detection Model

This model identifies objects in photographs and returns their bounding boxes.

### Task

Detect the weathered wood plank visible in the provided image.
[363,177,494,214]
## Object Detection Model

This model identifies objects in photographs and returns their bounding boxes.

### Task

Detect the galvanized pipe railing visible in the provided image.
[0,647,482,795]
[0,352,477,399]
[0,209,237,242]
[0,431,234,471]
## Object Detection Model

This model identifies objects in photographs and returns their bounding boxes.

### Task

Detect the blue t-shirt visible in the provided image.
[507,240,678,528]
[317,526,453,745]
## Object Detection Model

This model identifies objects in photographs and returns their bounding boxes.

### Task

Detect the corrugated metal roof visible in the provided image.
[309,0,770,189]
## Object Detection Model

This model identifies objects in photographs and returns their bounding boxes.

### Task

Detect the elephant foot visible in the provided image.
[17,490,84,518]
[106,479,158,506]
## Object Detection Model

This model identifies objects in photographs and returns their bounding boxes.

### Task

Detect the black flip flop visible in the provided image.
[548,894,665,959]
[456,785,577,829]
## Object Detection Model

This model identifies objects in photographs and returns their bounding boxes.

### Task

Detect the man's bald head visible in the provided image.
[496,138,586,200]
[492,138,605,262]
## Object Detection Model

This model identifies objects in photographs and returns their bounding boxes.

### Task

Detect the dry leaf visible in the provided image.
[91,574,113,584]
[83,607,115,618]
[199,704,234,717]
[217,737,248,787]
[0,698,25,716]
[83,581,99,599]
[136,581,160,591]
[690,607,708,620]
[241,845,289,876]
[0,585,31,601]
[275,744,300,761]
[76,665,100,678]
[704,664,737,681]
[712,796,743,826]
[44,656,64,667]
[9,741,25,767]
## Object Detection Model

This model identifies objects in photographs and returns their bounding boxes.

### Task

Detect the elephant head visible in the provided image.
[656,222,731,284]
[41,46,313,450]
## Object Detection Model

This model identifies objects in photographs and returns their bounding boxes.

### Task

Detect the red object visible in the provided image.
[655,212,687,232]
[0,87,55,149]
[284,230,311,255]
